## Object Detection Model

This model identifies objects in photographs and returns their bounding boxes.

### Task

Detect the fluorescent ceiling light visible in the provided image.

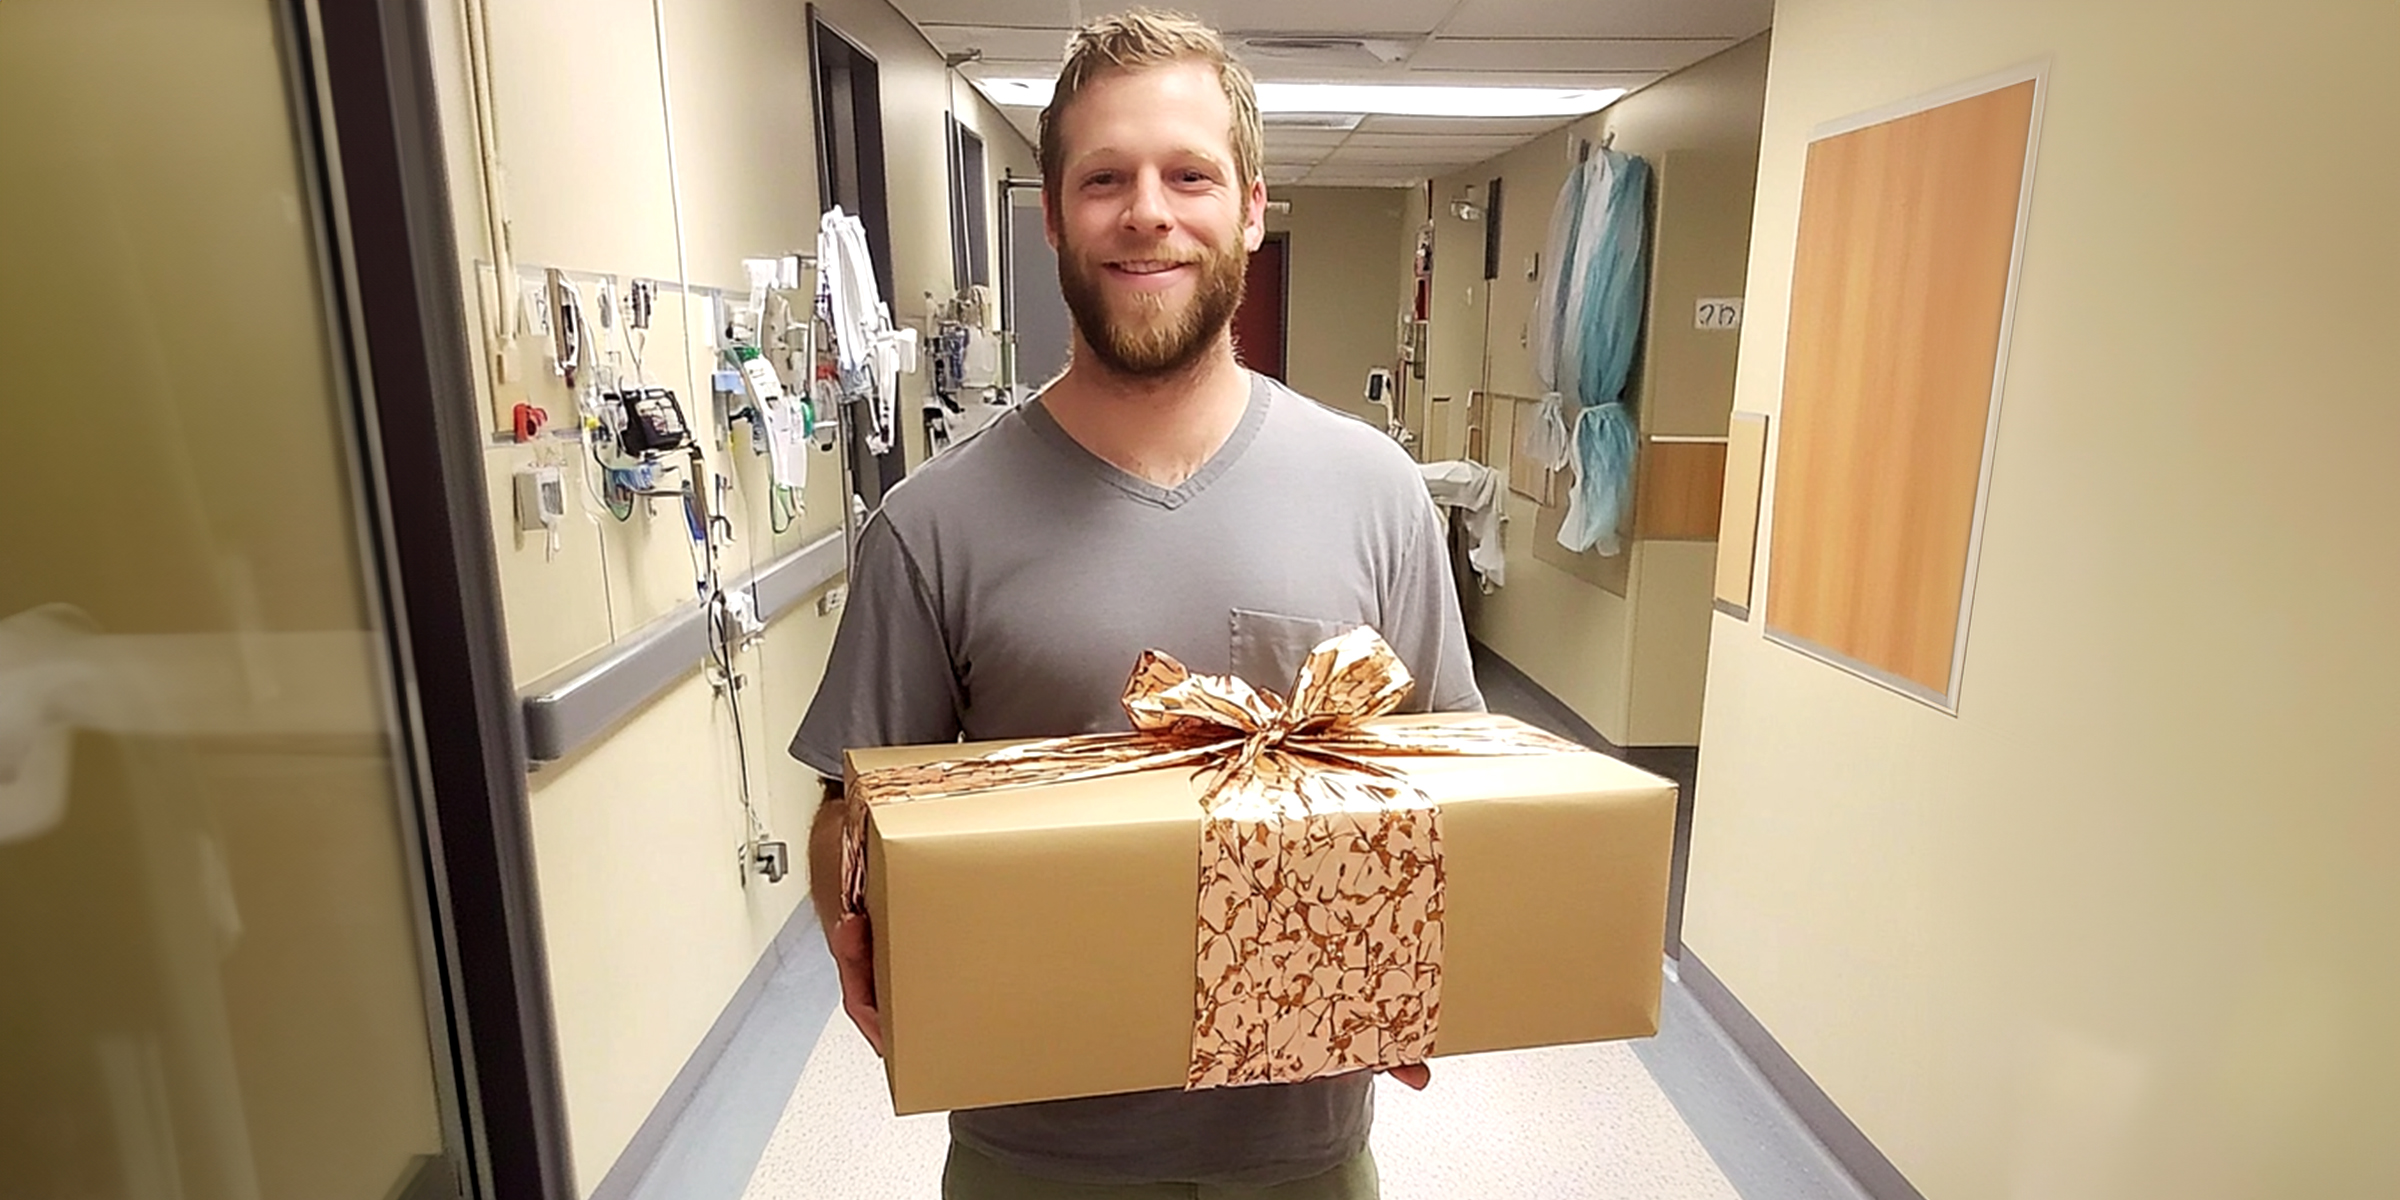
[1260,82,1623,117]
[976,78,1624,118]
[979,77,1059,106]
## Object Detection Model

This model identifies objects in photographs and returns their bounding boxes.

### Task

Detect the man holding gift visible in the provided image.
[792,9,1483,1196]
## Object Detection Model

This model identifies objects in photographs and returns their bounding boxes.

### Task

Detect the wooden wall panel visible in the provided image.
[1715,413,1769,615]
[1764,77,2038,704]
[1505,393,1565,507]
[1634,439,1729,542]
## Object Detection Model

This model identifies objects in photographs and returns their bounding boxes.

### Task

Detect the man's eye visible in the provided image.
[1085,172,1120,187]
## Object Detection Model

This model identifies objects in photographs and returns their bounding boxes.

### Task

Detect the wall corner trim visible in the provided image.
[1678,951,1928,1200]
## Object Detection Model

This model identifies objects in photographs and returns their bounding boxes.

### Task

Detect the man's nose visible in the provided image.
[1122,169,1173,233]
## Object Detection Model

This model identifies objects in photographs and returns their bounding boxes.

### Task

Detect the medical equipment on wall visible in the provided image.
[712,254,819,534]
[1529,141,1650,556]
[1365,368,1394,408]
[816,206,918,459]
[513,463,566,558]
[923,285,1013,455]
[606,386,693,457]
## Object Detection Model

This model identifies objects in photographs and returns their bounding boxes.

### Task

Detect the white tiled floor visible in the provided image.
[741,1017,1741,1199]
[1370,1043,1740,1200]
[740,1016,948,1200]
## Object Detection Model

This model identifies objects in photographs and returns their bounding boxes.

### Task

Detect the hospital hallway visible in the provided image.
[611,649,1862,1200]
[3,0,2393,1198]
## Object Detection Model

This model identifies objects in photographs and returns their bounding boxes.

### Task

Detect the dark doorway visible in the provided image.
[1233,233,1287,381]
[948,116,990,290]
[809,8,903,505]
[1005,190,1073,389]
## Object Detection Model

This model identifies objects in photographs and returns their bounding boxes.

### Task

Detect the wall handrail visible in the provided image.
[518,530,843,764]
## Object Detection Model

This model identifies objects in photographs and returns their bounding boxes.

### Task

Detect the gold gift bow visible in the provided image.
[841,625,1583,1090]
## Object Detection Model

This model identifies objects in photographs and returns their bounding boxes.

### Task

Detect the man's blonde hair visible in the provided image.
[1038,9,1263,212]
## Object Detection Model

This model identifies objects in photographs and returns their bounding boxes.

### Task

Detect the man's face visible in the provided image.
[1046,61,1267,379]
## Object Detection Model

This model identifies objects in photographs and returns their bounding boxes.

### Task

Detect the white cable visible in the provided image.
[649,0,772,865]
[459,0,519,376]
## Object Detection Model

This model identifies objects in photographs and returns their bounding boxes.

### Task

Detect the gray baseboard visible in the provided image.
[1674,953,1926,1200]
[587,901,840,1200]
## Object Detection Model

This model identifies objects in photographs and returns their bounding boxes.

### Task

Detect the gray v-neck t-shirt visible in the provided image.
[792,371,1482,1186]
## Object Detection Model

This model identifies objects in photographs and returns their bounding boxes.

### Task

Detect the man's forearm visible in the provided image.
[808,782,847,936]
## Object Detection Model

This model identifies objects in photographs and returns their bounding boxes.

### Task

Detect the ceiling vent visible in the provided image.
[1237,35,1414,66]
[1262,111,1364,130]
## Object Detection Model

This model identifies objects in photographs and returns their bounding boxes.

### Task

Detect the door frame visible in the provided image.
[1244,231,1291,381]
[808,7,906,510]
[305,0,572,1196]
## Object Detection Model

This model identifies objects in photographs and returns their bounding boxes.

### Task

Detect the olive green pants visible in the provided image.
[941,1143,1379,1200]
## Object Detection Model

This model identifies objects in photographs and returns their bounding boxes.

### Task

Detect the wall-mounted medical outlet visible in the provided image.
[513,465,564,534]
[751,839,790,883]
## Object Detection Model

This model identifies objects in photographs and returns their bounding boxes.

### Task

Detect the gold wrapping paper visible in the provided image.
[847,720,1676,1115]
[844,628,1585,1091]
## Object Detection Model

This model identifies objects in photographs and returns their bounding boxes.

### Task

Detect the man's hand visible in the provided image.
[829,914,886,1056]
[811,791,884,1055]
[1383,1063,1431,1090]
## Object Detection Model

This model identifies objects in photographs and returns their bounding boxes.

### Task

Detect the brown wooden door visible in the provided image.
[1233,233,1287,381]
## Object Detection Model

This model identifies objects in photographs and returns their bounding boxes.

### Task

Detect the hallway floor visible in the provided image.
[741,1001,1739,1199]
[617,653,1878,1199]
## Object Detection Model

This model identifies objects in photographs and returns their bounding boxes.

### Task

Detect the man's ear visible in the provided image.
[1042,187,1062,252]
[1242,177,1268,251]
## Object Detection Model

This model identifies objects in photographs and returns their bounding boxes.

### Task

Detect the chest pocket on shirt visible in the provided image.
[1229,608,1359,692]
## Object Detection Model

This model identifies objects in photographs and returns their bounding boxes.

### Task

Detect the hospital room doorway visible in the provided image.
[1232,232,1288,381]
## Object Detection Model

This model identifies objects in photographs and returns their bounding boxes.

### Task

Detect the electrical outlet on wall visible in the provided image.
[817,585,846,616]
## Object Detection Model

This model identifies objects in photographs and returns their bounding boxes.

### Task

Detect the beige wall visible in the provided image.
[1393,184,1433,442]
[1266,187,1410,424]
[1415,175,1488,464]
[1689,1,2400,1196]
[421,0,1038,1189]
[2,2,447,1196]
[1442,38,1770,746]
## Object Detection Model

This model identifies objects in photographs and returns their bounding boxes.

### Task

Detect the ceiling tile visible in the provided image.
[1323,148,1484,171]
[1439,0,1773,40]
[1355,115,1570,137]
[1337,133,1521,152]
[892,0,1078,26]
[1409,37,1735,73]
[897,0,1458,38]
[1261,129,1355,151]
[1173,0,1459,34]
[920,24,1075,63]
[1365,68,1664,90]
[1301,170,1424,187]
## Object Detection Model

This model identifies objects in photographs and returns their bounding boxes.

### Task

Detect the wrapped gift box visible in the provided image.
[846,712,1676,1116]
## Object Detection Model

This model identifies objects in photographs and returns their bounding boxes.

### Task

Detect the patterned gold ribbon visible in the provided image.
[843,626,1581,1090]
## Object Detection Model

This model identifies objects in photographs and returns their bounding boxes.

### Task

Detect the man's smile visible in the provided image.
[1105,258,1196,289]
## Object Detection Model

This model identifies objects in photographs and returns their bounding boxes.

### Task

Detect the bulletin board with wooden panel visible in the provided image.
[1762,67,2045,711]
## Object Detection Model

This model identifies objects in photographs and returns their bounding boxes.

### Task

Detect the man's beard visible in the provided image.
[1057,233,1248,379]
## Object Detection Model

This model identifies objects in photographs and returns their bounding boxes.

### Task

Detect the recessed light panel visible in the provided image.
[975,77,1624,119]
